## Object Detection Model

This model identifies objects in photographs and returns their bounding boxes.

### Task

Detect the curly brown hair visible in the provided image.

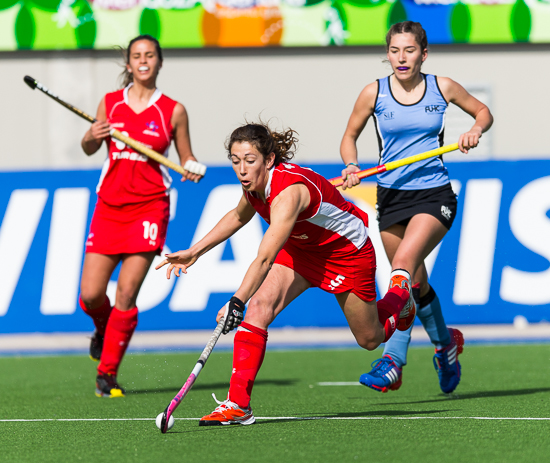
[226,122,298,165]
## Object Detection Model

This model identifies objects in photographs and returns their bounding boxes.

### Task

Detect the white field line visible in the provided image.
[1,416,550,422]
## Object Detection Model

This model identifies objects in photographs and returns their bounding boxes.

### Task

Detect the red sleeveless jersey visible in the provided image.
[97,85,178,206]
[244,163,370,254]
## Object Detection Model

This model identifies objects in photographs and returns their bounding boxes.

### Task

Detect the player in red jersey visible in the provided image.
[78,34,205,398]
[156,122,416,425]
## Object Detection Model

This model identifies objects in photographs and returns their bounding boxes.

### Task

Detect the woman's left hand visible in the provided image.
[458,128,482,154]
[180,156,204,183]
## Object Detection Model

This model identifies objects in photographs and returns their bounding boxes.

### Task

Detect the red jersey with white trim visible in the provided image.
[244,163,370,253]
[97,84,178,206]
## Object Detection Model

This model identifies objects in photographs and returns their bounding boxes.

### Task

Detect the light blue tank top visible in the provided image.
[373,74,450,190]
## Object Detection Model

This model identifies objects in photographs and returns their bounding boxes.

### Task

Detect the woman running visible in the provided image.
[79,34,205,398]
[157,122,416,426]
[340,21,493,394]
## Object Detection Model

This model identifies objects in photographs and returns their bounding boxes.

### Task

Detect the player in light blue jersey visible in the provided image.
[339,21,493,394]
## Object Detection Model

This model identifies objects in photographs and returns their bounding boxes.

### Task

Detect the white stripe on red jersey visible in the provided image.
[245,163,369,253]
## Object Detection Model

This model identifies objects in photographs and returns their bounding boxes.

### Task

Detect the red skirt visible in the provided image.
[274,237,377,302]
[85,196,169,255]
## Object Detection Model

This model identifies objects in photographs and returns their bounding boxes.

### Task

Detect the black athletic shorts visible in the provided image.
[376,183,458,231]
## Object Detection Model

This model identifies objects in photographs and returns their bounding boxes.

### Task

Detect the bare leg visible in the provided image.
[378,214,451,368]
[80,253,120,309]
[335,292,385,351]
[244,264,311,329]
[381,214,448,297]
[115,252,157,311]
[96,252,156,380]
[221,264,310,412]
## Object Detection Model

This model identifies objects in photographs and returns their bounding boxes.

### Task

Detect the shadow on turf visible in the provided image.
[255,409,455,425]
[372,387,550,406]
[128,378,299,394]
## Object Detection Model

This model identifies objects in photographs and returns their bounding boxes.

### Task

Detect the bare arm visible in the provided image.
[339,82,378,190]
[233,183,310,303]
[171,102,203,183]
[81,98,110,156]
[438,77,494,154]
[155,194,256,278]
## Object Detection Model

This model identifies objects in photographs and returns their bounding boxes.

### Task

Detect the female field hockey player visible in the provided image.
[157,122,416,426]
[340,21,493,394]
[79,34,204,398]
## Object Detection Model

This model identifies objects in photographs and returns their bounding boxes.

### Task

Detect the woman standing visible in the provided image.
[79,34,204,397]
[340,21,493,394]
[157,122,415,425]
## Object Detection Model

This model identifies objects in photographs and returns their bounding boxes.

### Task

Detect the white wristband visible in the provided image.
[183,160,207,181]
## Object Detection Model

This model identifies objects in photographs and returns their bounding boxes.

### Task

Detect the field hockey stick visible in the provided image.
[330,143,460,187]
[159,317,225,433]
[23,75,206,180]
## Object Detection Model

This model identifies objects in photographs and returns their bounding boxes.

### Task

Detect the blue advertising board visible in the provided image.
[0,160,549,333]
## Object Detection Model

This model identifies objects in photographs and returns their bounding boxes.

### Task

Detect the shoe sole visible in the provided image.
[95,388,125,398]
[198,416,256,426]
[360,375,402,393]
[89,355,100,362]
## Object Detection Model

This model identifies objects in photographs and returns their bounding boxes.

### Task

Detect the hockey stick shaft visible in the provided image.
[330,143,460,187]
[160,318,225,433]
[23,75,197,178]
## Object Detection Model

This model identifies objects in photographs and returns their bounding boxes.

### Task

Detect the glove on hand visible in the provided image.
[222,296,245,334]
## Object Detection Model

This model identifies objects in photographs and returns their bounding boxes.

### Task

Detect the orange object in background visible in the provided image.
[202,5,283,46]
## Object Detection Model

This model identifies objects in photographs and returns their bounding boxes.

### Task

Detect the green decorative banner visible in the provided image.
[2,0,548,50]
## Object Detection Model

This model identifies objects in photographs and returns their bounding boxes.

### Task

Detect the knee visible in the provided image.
[79,289,106,310]
[244,296,274,329]
[356,333,380,351]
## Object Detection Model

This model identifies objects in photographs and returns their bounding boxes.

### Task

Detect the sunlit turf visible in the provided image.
[1,344,550,463]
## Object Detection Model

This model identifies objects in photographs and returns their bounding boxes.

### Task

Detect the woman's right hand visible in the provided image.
[340,165,362,190]
[155,249,199,279]
[85,121,112,144]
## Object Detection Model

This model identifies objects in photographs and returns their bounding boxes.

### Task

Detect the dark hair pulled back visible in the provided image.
[119,34,163,88]
[226,122,298,165]
[386,21,428,51]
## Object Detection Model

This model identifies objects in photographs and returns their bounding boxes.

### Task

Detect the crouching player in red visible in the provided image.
[156,122,415,425]
[79,34,204,398]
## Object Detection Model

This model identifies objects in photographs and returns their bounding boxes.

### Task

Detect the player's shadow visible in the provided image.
[256,408,453,425]
[376,386,550,406]
[129,378,298,394]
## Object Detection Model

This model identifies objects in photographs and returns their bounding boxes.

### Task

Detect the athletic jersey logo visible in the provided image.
[425,105,445,114]
[383,111,395,120]
[291,233,309,240]
[144,121,160,137]
[441,205,452,220]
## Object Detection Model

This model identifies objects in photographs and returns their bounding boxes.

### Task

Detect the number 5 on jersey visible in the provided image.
[329,275,345,291]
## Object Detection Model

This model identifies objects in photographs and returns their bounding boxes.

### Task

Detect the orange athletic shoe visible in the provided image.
[388,269,416,331]
[199,394,256,426]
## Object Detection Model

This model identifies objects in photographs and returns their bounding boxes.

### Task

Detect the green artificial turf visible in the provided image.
[1,344,550,463]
